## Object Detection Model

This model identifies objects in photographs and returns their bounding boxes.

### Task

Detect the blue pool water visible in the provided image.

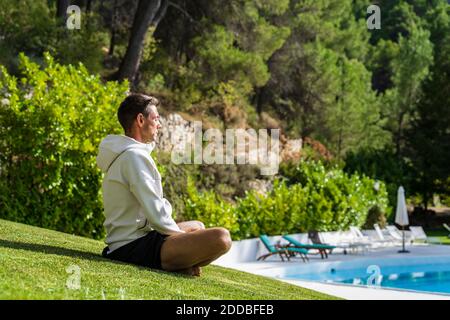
[338,270,450,294]
[274,256,450,295]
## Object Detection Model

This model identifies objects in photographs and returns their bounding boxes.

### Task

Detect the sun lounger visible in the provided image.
[349,226,385,250]
[362,228,392,247]
[282,235,335,259]
[349,226,371,243]
[409,226,428,244]
[373,223,401,246]
[308,230,369,255]
[386,225,414,244]
[257,235,309,262]
[443,223,450,238]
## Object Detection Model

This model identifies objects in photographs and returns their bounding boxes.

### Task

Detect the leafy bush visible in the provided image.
[363,205,387,229]
[0,0,55,70]
[344,148,415,219]
[0,0,108,74]
[0,53,128,238]
[235,180,307,239]
[52,15,109,74]
[269,161,389,234]
[195,163,260,200]
[184,178,240,235]
[183,160,390,240]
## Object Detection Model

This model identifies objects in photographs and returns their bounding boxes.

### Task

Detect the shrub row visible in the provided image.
[184,161,390,240]
[0,53,128,239]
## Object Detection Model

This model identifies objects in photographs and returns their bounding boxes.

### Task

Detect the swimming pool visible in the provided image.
[266,255,450,295]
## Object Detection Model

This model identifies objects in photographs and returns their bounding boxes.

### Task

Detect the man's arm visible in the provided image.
[124,152,184,235]
[177,221,205,233]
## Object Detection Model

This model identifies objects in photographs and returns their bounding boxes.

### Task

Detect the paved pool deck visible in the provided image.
[213,244,450,300]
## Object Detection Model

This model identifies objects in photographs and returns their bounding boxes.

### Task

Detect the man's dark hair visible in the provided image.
[117,94,159,133]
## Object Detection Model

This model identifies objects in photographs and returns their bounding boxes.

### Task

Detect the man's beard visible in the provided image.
[145,131,157,143]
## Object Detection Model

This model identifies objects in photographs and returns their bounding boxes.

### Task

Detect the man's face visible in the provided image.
[140,105,161,143]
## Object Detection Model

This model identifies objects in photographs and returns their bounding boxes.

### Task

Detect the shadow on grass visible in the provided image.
[0,239,197,278]
[0,239,108,262]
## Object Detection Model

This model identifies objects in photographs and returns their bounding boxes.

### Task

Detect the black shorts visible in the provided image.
[102,231,168,270]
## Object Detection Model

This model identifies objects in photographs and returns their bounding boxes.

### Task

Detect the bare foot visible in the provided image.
[178,266,202,277]
[191,266,202,276]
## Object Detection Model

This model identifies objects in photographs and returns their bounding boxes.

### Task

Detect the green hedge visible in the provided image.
[185,178,239,235]
[184,161,390,240]
[0,53,128,239]
[279,160,390,229]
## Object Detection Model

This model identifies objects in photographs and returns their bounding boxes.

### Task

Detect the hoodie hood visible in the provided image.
[96,135,155,173]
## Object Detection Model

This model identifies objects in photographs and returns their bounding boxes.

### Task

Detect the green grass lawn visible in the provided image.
[425,229,450,245]
[0,219,337,300]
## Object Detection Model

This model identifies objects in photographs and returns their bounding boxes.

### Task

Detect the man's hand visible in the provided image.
[177,220,205,233]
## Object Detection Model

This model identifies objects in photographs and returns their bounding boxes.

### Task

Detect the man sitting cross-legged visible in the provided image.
[96,93,232,276]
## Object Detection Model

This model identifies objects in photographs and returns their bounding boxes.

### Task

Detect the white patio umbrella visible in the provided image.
[395,186,410,253]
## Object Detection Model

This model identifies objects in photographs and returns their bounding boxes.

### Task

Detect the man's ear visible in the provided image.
[136,113,144,127]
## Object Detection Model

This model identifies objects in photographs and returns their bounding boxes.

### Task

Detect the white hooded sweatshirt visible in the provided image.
[96,134,183,253]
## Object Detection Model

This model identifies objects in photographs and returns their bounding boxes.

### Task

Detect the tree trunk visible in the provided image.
[337,125,343,161]
[56,0,71,21]
[86,0,93,13]
[395,110,406,158]
[254,87,266,114]
[108,0,118,56]
[423,189,429,210]
[116,0,168,86]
